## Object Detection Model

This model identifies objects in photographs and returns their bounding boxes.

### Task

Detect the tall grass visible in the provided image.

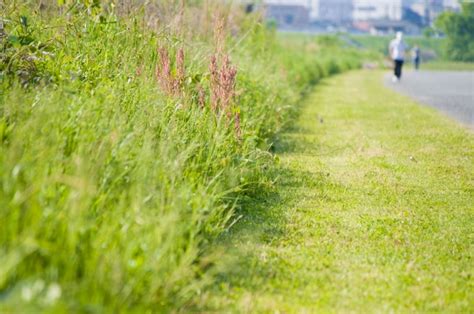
[0,1,361,311]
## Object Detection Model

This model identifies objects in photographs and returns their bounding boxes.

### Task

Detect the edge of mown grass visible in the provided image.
[198,70,474,312]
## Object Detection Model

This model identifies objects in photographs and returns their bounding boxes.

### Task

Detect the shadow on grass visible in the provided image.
[203,163,332,306]
[270,80,329,155]
[208,167,312,289]
[197,81,335,308]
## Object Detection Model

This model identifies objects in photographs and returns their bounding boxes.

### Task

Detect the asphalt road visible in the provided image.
[385,70,474,126]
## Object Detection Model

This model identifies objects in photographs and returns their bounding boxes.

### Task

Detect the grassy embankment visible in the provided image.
[203,71,473,312]
[350,34,474,70]
[0,2,362,312]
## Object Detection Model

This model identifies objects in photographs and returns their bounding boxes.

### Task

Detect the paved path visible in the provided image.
[385,70,474,126]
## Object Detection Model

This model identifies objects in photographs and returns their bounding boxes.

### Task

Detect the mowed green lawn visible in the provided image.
[422,61,474,71]
[202,70,473,312]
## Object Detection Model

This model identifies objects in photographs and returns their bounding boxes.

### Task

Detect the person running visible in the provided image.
[389,31,407,82]
[412,45,421,70]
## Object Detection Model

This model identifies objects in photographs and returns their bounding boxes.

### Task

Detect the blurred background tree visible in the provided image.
[435,2,474,62]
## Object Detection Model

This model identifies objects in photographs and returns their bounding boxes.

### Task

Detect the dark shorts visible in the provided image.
[394,60,404,79]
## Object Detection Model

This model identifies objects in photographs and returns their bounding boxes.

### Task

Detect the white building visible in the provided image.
[262,0,461,25]
[318,0,353,23]
[263,0,318,20]
[353,0,403,21]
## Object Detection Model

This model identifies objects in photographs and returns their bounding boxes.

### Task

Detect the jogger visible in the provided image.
[389,32,406,82]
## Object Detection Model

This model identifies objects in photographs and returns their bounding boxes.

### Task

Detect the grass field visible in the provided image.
[2,2,472,312]
[203,70,474,312]
[421,60,474,71]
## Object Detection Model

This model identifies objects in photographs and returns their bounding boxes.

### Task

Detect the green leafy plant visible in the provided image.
[0,14,56,86]
[435,2,474,62]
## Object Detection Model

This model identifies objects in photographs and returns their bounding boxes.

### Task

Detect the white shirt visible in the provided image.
[389,39,406,61]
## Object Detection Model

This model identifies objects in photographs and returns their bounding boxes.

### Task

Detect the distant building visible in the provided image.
[264,0,318,21]
[406,0,460,26]
[443,0,461,9]
[354,19,420,34]
[409,2,427,17]
[263,0,309,6]
[403,6,424,27]
[427,0,445,23]
[265,4,310,28]
[261,0,461,31]
[318,0,353,24]
[352,0,425,34]
[353,0,403,21]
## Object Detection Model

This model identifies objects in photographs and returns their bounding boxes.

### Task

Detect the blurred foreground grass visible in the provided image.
[0,1,363,312]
